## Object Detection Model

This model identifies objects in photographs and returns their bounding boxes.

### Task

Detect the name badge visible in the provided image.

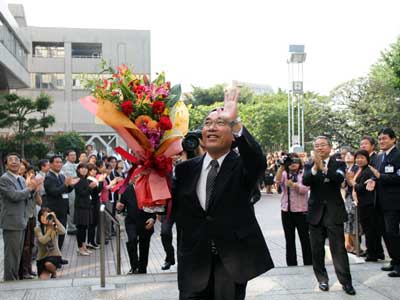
[323,178,330,183]
[62,193,69,199]
[385,165,394,174]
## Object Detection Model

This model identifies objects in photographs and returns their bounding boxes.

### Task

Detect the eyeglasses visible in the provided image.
[203,118,228,128]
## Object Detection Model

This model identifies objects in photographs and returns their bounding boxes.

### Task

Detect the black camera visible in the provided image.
[278,155,293,167]
[182,130,202,153]
[46,214,54,222]
[288,173,298,183]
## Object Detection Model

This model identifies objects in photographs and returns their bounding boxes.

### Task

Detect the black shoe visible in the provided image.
[342,284,356,295]
[377,253,385,260]
[318,282,329,292]
[61,259,69,265]
[365,256,378,262]
[388,270,400,277]
[134,269,147,274]
[381,264,394,272]
[30,271,37,276]
[67,230,77,235]
[161,261,175,270]
[22,274,34,280]
[127,268,137,275]
[359,251,368,257]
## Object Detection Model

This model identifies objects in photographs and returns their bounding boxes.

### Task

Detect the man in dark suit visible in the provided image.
[117,183,155,274]
[303,136,356,296]
[172,88,274,300]
[0,153,41,280]
[368,128,400,277]
[44,155,77,250]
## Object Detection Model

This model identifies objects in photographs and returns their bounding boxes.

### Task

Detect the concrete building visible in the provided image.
[1,2,151,152]
[0,1,30,91]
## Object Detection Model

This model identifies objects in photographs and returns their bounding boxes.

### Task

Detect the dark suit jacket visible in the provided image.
[172,127,273,293]
[303,157,347,225]
[375,147,400,211]
[44,171,73,217]
[354,167,375,207]
[120,184,156,233]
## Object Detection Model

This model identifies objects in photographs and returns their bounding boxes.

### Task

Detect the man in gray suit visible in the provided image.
[0,153,41,281]
[61,150,77,235]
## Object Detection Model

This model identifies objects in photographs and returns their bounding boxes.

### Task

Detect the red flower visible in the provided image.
[121,100,133,116]
[158,115,172,130]
[152,101,166,114]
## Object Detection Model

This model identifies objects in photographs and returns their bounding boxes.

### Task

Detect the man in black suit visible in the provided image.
[172,88,274,300]
[367,128,400,277]
[44,155,78,250]
[303,136,356,296]
[117,183,155,274]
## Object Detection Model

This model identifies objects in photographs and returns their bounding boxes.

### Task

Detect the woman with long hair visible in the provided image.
[74,163,97,255]
[35,208,65,279]
[275,153,312,266]
[86,163,103,249]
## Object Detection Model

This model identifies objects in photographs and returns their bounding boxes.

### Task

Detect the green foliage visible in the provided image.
[0,93,55,157]
[52,132,86,156]
[187,84,255,106]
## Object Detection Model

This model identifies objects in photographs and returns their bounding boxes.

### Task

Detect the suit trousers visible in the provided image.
[125,222,152,272]
[179,254,247,300]
[309,212,352,285]
[383,209,400,266]
[3,229,25,281]
[57,214,67,250]
[67,193,77,233]
[358,205,384,259]
[160,215,175,264]
[19,217,36,277]
[281,211,312,266]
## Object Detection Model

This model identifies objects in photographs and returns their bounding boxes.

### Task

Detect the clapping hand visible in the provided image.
[89,181,98,189]
[216,87,240,123]
[145,218,155,230]
[368,165,381,179]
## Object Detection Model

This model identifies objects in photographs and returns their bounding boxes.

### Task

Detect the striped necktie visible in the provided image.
[205,160,219,211]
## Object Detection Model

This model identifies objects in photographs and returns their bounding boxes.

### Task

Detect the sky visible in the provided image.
[9,0,400,95]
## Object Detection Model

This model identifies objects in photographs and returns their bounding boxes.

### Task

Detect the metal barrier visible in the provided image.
[99,204,121,288]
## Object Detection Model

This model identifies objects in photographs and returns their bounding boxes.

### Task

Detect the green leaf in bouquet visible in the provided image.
[166,84,182,107]
[153,72,166,86]
[120,83,136,101]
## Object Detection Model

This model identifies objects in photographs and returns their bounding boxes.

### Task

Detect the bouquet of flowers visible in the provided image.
[80,62,188,212]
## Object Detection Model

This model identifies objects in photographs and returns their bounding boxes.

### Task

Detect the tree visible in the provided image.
[0,93,55,157]
[186,84,255,106]
[52,131,85,156]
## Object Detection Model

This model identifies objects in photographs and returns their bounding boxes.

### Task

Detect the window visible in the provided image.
[72,43,102,58]
[31,73,65,89]
[32,42,64,58]
[0,18,28,68]
[72,73,111,89]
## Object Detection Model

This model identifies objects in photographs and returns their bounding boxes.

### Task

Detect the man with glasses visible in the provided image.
[0,153,42,280]
[303,136,356,295]
[172,88,273,300]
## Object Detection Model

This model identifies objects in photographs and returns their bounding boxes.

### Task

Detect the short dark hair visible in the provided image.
[378,127,397,139]
[4,152,21,164]
[85,144,93,149]
[354,149,370,164]
[49,155,63,163]
[360,135,376,146]
[38,159,49,170]
[95,160,104,169]
[76,163,88,178]
[87,163,97,172]
[108,156,117,163]
[65,149,76,157]
[313,136,332,146]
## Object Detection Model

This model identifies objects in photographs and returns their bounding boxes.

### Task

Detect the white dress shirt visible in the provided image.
[196,152,229,210]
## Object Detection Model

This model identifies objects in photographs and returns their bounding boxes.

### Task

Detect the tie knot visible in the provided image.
[210,160,219,169]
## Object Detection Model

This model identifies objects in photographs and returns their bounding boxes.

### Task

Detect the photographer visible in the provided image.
[34,208,65,279]
[275,152,312,266]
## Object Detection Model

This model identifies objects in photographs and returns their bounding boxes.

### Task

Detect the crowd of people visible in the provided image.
[0,144,177,280]
[0,93,399,299]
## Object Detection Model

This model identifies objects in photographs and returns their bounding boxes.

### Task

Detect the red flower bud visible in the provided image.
[152,101,166,115]
[158,115,172,130]
[121,100,133,116]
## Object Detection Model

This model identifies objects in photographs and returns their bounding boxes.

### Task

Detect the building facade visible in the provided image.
[0,1,30,91]
[2,3,151,153]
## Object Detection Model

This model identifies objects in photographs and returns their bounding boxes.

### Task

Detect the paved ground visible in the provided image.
[1,192,397,300]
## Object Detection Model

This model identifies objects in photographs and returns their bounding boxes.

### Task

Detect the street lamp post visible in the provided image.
[287,44,306,152]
